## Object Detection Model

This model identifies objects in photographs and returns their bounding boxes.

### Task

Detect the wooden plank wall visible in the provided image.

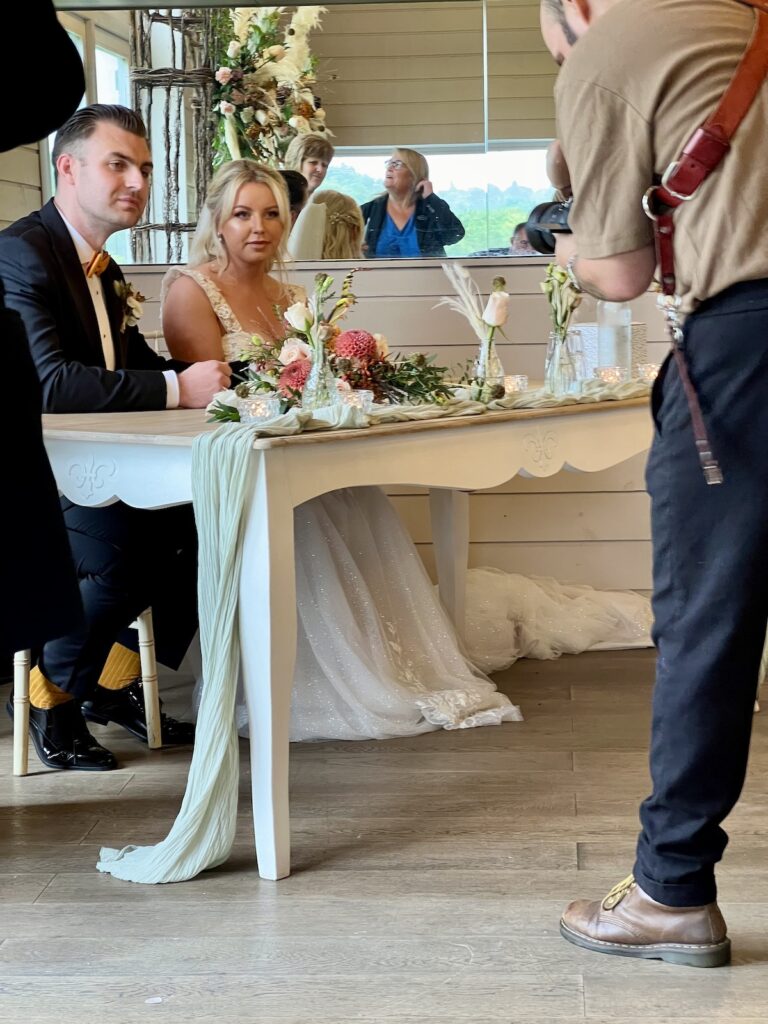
[132,258,660,591]
[312,0,557,146]
[0,147,43,230]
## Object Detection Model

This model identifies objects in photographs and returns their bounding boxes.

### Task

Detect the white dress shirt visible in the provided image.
[56,207,179,408]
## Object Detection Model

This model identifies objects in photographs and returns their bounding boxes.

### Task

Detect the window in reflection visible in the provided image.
[324,148,552,257]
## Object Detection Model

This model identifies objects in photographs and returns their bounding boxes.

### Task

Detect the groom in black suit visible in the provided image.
[0,104,232,770]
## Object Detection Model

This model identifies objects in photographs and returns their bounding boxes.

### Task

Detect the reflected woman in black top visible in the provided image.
[361,148,464,258]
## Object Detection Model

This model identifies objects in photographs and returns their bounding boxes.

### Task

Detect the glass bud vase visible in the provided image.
[301,341,341,410]
[473,333,505,402]
[544,329,581,396]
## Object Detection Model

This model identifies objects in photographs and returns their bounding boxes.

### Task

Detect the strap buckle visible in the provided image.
[660,161,697,201]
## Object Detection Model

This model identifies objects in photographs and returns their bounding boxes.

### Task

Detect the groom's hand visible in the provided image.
[178,361,232,408]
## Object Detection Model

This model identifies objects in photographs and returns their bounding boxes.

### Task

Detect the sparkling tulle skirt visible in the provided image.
[190,487,652,742]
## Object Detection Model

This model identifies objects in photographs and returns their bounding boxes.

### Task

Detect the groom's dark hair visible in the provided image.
[52,103,148,176]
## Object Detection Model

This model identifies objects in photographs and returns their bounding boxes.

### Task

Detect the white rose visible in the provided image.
[219,100,236,116]
[226,40,242,59]
[241,106,255,124]
[215,66,233,85]
[482,290,510,328]
[288,115,310,132]
[373,333,389,359]
[278,337,312,365]
[267,44,286,59]
[284,301,314,333]
[255,109,269,126]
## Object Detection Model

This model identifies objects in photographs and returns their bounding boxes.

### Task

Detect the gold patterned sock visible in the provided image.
[98,643,141,691]
[29,667,75,709]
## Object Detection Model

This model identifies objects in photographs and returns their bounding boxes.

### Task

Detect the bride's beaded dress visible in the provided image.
[164,267,523,740]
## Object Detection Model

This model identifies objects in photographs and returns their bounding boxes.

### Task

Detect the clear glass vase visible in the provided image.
[544,328,582,396]
[473,332,505,401]
[301,341,341,410]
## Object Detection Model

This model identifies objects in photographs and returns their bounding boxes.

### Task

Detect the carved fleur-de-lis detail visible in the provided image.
[68,456,117,500]
[523,429,559,467]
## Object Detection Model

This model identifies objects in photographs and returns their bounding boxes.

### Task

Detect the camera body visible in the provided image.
[525,199,573,255]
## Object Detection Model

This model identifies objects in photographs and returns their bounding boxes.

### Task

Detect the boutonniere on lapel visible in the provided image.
[113,280,146,333]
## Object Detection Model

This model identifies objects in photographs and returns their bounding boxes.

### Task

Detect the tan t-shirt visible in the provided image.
[555,0,768,312]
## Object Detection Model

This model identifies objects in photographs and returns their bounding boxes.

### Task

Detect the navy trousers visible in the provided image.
[39,501,199,701]
[634,279,768,906]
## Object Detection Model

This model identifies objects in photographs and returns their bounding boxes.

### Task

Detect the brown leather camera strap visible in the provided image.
[644,2,768,484]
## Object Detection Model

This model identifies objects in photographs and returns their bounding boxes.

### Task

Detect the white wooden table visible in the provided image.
[43,398,653,880]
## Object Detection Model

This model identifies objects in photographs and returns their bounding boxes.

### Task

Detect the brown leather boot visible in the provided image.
[560,874,731,968]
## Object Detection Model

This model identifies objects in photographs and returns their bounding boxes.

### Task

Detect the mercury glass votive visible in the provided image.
[237,393,281,423]
[341,388,374,413]
[596,365,630,385]
[637,362,661,384]
[504,374,529,394]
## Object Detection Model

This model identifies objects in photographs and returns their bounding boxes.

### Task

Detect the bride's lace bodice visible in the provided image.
[162,266,303,361]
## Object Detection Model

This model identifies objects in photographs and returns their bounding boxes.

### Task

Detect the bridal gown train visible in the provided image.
[164,267,524,740]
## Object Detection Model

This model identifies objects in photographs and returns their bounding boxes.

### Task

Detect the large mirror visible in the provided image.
[52,1,557,264]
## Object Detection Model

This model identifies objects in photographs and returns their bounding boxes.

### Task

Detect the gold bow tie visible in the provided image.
[85,250,110,278]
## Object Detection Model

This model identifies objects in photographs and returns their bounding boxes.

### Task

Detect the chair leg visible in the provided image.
[136,609,162,749]
[12,649,31,776]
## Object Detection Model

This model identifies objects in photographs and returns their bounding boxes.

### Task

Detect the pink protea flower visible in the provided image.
[278,357,311,397]
[334,329,378,361]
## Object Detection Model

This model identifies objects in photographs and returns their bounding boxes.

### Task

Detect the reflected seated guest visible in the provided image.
[278,169,308,226]
[289,189,364,261]
[509,222,536,256]
[361,148,465,259]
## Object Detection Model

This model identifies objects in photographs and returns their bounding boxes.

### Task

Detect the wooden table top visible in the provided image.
[42,397,650,450]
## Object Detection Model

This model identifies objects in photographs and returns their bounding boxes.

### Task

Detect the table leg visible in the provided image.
[238,454,297,881]
[429,488,470,641]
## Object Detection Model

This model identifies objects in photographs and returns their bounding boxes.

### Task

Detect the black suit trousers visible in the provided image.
[633,278,768,907]
[39,501,199,700]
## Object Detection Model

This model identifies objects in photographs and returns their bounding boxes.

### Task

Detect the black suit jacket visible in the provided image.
[0,200,189,413]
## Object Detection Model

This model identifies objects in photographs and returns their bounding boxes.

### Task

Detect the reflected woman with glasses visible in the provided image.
[361,148,464,258]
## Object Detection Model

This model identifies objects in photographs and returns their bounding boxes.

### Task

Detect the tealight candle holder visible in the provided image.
[341,388,374,413]
[504,374,529,394]
[596,365,630,385]
[637,362,661,384]
[237,393,281,423]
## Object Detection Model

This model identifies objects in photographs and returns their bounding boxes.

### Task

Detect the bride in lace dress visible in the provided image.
[162,159,522,740]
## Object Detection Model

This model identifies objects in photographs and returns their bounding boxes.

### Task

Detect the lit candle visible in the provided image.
[341,389,374,412]
[636,362,661,383]
[504,374,529,394]
[596,366,630,385]
[237,394,281,423]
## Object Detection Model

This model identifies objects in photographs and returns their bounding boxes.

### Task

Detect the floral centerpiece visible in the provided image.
[209,270,453,422]
[212,5,330,167]
[541,261,583,395]
[438,263,510,402]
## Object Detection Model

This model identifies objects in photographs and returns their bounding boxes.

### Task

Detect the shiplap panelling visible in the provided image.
[132,258,659,591]
[0,146,42,230]
[312,1,485,146]
[488,1,557,140]
[311,0,557,146]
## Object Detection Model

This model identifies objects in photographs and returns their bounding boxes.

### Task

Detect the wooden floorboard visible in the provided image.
[1,649,767,1023]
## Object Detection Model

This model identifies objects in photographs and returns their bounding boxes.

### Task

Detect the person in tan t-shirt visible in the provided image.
[538,0,768,969]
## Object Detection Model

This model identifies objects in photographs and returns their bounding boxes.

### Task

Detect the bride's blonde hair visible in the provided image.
[311,190,364,260]
[189,159,291,272]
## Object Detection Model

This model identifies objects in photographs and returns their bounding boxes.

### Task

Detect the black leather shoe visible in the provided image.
[6,699,117,771]
[81,679,195,746]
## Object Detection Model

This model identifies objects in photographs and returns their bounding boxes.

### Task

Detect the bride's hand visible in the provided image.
[178,361,232,408]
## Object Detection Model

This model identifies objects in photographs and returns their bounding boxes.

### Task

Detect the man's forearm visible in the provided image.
[556,235,657,302]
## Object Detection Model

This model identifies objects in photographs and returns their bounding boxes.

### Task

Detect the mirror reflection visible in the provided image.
[56,2,557,263]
